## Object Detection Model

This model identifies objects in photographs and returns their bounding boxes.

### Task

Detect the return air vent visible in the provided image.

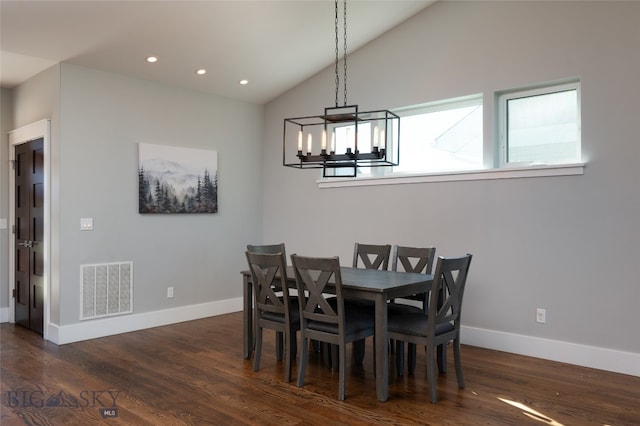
[80,262,133,320]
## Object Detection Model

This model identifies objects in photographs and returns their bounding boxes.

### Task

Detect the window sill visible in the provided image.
[317,163,585,189]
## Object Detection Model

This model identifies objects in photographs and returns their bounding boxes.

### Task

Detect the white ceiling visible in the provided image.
[1,1,434,104]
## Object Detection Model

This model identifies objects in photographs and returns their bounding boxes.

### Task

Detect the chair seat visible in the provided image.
[309,298,375,335]
[307,312,374,335]
[343,298,375,312]
[387,301,424,315]
[261,299,300,323]
[387,310,454,337]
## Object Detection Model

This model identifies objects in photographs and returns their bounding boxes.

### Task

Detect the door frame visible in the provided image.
[9,119,51,340]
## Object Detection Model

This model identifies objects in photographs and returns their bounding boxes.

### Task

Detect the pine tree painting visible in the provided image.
[138,143,218,214]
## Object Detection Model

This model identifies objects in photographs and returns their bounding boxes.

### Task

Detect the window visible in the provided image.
[499,82,580,166]
[370,95,483,176]
[394,96,483,174]
[319,79,584,187]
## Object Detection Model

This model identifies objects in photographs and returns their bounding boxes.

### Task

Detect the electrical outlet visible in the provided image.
[536,308,546,324]
[167,287,174,299]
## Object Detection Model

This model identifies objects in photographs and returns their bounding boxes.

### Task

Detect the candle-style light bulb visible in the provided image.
[330,130,335,153]
[380,128,386,150]
[307,133,312,154]
[297,130,303,152]
[321,129,327,151]
[373,126,379,148]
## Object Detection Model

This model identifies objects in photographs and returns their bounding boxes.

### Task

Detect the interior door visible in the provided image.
[14,138,45,334]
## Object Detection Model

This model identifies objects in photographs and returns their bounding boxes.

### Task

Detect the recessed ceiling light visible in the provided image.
[146,56,158,63]
[239,79,249,85]
[196,69,207,75]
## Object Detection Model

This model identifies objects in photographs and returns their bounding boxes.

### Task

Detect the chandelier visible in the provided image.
[282,0,400,178]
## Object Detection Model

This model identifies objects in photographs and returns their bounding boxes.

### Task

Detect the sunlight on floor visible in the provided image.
[498,397,565,426]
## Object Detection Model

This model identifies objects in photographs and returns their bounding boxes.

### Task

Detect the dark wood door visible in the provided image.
[14,138,45,334]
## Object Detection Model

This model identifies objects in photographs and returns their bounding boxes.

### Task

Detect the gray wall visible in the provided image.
[263,0,640,358]
[11,64,62,324]
[5,63,262,330]
[0,88,13,317]
[56,64,263,325]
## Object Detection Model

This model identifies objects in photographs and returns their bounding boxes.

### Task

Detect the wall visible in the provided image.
[263,1,640,375]
[9,63,263,343]
[0,88,13,321]
[10,65,62,328]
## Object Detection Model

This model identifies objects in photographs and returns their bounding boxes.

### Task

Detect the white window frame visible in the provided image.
[367,94,483,178]
[318,79,585,189]
[497,81,581,167]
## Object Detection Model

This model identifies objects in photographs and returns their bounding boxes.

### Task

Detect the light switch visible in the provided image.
[0,218,7,230]
[80,218,94,231]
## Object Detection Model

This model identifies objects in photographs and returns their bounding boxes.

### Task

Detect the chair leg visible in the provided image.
[453,338,465,389]
[372,336,376,376]
[284,329,292,383]
[395,340,405,376]
[276,331,284,361]
[297,337,309,387]
[426,343,438,403]
[291,330,298,361]
[437,343,447,373]
[353,339,365,365]
[331,344,339,372]
[322,342,332,369]
[253,326,263,372]
[407,343,417,375]
[338,344,347,400]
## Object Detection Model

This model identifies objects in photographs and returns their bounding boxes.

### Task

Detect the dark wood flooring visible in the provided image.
[1,312,639,425]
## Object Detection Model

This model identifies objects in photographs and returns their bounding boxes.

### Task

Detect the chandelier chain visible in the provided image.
[334,0,349,107]
[343,0,348,107]
[334,0,339,107]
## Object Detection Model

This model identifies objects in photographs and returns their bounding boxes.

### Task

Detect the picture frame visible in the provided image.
[138,143,218,214]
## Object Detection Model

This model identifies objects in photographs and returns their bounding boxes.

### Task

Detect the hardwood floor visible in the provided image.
[1,312,639,425]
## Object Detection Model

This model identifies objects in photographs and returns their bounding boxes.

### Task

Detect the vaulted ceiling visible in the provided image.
[1,1,434,104]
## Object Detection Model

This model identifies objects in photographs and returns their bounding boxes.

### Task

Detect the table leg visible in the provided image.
[375,295,388,402]
[243,275,253,359]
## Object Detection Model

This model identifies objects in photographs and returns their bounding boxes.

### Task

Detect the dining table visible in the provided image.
[241,265,433,402]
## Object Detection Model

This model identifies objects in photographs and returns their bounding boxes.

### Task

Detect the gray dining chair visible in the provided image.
[388,245,436,375]
[247,243,287,261]
[245,250,299,382]
[352,243,392,270]
[291,254,375,400]
[246,243,288,360]
[387,254,472,403]
[349,243,391,362]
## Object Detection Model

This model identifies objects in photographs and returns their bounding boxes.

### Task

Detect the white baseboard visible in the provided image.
[40,304,640,378]
[0,306,9,323]
[462,325,640,378]
[48,297,243,345]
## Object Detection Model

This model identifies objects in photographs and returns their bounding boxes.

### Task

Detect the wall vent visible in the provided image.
[80,262,133,320]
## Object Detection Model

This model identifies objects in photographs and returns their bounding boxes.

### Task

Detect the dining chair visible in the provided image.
[247,243,287,261]
[246,243,287,360]
[291,254,375,400]
[387,253,472,403]
[352,243,392,270]
[388,245,436,375]
[245,250,299,382]
[350,243,391,362]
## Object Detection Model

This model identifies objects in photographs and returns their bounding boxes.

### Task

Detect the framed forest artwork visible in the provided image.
[138,143,218,214]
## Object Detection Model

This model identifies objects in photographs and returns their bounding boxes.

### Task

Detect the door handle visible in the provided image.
[17,240,34,248]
